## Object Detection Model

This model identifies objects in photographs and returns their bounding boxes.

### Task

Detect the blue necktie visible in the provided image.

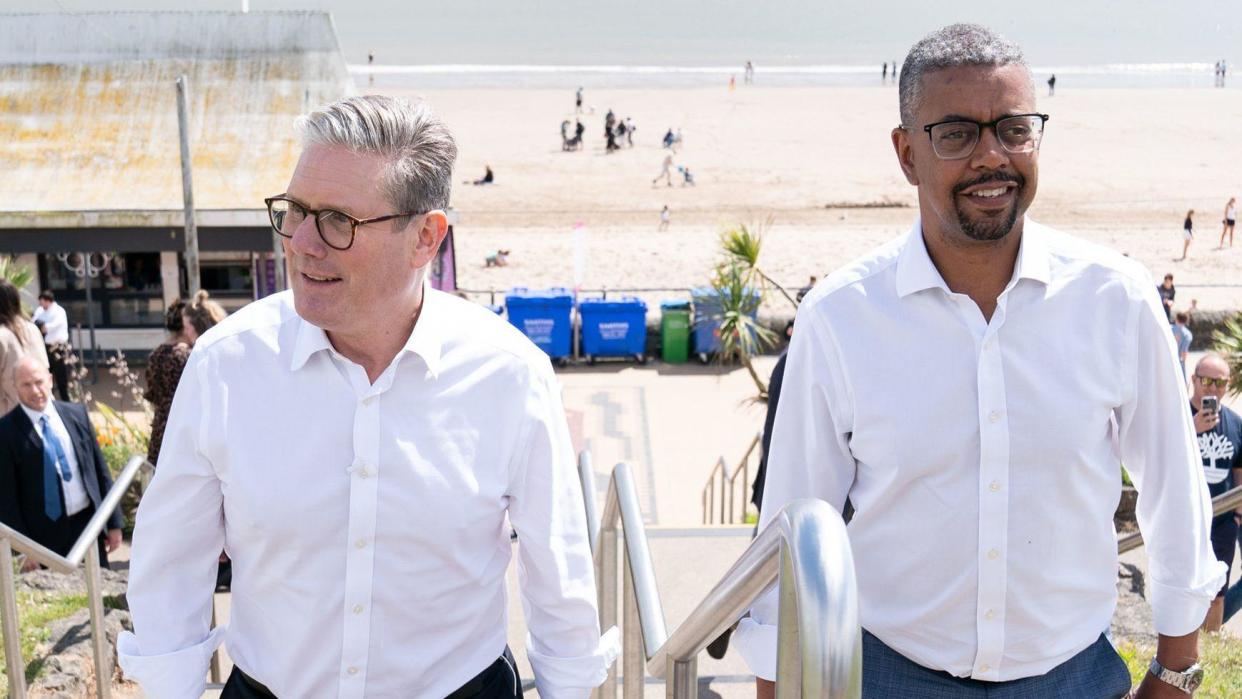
[40,415,71,521]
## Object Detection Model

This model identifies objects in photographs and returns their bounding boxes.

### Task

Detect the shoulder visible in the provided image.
[191,292,297,360]
[798,232,906,313]
[1035,222,1157,297]
[431,290,559,382]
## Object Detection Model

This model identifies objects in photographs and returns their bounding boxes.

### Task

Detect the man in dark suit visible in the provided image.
[0,356,122,570]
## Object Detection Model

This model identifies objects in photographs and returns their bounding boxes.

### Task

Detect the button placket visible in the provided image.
[337,395,382,698]
[973,318,1009,680]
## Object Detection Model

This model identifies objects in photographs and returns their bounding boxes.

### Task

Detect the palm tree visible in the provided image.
[0,256,36,314]
[705,259,778,399]
[719,220,799,310]
[1212,313,1242,396]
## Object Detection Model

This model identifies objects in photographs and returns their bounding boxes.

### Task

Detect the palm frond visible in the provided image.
[1212,313,1242,397]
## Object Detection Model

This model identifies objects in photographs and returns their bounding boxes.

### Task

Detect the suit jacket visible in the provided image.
[0,400,124,553]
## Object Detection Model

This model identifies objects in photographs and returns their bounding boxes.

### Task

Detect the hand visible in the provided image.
[105,528,122,553]
[1133,672,1192,698]
[1193,409,1219,434]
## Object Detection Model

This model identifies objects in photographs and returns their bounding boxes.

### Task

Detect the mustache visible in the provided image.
[953,172,1024,196]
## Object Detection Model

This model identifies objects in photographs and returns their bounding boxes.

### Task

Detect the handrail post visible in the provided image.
[1,538,27,698]
[210,601,222,683]
[597,521,618,698]
[579,451,600,553]
[667,659,696,699]
[622,550,643,699]
[84,542,111,699]
[718,457,727,524]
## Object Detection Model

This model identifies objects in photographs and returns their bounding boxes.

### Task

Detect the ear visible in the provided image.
[411,211,450,269]
[891,127,920,186]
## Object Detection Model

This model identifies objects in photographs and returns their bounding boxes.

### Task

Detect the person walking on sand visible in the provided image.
[1047,74,1056,96]
[658,205,670,231]
[575,86,583,113]
[1220,197,1236,249]
[652,154,674,187]
[1180,209,1195,261]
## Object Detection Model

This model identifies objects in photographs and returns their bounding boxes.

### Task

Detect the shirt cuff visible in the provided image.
[1149,560,1228,637]
[527,625,620,698]
[734,617,777,681]
[117,625,226,699]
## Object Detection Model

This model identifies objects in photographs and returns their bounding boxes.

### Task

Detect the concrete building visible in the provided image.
[0,11,352,351]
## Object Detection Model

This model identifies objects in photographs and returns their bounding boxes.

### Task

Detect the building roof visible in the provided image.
[0,11,352,227]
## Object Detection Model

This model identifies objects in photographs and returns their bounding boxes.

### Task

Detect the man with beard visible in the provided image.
[737,24,1222,698]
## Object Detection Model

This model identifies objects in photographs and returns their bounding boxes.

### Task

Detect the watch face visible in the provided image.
[1187,666,1205,691]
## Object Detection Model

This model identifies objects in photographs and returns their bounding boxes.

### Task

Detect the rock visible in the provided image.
[28,607,133,697]
[17,567,129,598]
[1110,562,1156,646]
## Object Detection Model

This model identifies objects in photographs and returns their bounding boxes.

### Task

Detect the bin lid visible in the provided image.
[579,297,647,311]
[505,287,574,307]
[660,300,691,311]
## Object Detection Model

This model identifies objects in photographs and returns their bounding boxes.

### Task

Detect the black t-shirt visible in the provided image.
[1157,284,1175,321]
[1194,404,1242,523]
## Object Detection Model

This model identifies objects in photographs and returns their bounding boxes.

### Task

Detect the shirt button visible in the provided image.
[988,410,1001,423]
[347,666,359,676]
[362,395,376,406]
[989,481,1001,493]
[984,339,995,350]
[980,664,991,673]
[988,549,1000,560]
[355,539,367,549]
[353,604,364,614]
[985,609,996,620]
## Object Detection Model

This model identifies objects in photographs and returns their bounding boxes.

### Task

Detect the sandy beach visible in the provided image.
[382,85,1242,310]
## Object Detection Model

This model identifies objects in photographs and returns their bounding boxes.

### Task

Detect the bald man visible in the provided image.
[1190,353,1242,631]
[0,356,122,570]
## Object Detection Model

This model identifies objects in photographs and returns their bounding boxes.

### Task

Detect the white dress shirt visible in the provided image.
[735,219,1225,682]
[118,288,617,698]
[32,302,69,344]
[22,401,89,516]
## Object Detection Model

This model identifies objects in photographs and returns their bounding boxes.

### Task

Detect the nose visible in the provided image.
[970,126,1011,171]
[288,213,328,259]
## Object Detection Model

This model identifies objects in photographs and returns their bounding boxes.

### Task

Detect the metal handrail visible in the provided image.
[592,460,861,698]
[701,432,763,524]
[1118,484,1242,553]
[1,454,152,699]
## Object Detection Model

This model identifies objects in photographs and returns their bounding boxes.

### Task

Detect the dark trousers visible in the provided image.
[44,506,109,568]
[221,646,522,699]
[861,631,1131,698]
[46,343,70,402]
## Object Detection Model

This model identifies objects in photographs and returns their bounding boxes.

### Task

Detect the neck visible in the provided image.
[327,288,425,383]
[921,216,1024,322]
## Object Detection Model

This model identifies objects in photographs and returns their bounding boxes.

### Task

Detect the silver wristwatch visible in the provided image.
[1148,657,1204,694]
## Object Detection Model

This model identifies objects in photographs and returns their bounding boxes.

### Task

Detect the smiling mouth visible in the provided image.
[966,187,1011,199]
[301,272,342,283]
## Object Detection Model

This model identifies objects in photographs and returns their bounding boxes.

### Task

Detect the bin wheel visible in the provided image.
[636,354,647,365]
[697,352,710,364]
[556,357,569,368]
[587,355,596,366]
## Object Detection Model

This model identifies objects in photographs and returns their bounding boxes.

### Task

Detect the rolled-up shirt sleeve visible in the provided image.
[1116,284,1227,636]
[117,351,226,698]
[734,303,856,680]
[507,365,619,698]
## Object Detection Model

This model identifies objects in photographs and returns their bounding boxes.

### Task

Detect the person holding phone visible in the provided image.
[1189,354,1242,632]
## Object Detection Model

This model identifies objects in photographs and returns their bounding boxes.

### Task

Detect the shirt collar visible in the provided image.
[20,402,53,427]
[289,283,444,378]
[895,216,1051,299]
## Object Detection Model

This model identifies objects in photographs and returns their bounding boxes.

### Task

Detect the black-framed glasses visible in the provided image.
[1196,375,1229,389]
[264,195,426,251]
[921,113,1050,160]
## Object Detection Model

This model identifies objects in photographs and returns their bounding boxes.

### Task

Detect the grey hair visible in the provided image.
[296,95,458,215]
[899,24,1031,127]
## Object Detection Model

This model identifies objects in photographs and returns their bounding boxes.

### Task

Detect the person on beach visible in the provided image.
[575,86,583,112]
[739,23,1221,699]
[1220,197,1236,249]
[745,60,754,84]
[658,205,670,231]
[485,249,510,267]
[1047,73,1056,96]
[679,165,696,186]
[1180,209,1194,261]
[604,109,615,139]
[652,153,675,187]
[471,164,494,185]
[1158,273,1176,322]
[662,128,675,149]
[624,117,636,146]
[1171,311,1192,379]
[119,95,615,698]
[1186,354,1242,633]
[883,62,888,80]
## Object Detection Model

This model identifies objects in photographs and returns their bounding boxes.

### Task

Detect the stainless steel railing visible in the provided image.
[1118,484,1242,553]
[590,460,861,698]
[701,432,763,524]
[1,454,152,699]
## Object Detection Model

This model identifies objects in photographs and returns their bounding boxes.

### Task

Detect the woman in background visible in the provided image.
[0,280,48,414]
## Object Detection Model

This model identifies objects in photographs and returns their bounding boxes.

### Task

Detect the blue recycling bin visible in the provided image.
[505,288,573,359]
[691,286,760,362]
[580,298,647,361]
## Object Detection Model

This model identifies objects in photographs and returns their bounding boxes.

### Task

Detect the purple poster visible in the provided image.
[430,226,457,292]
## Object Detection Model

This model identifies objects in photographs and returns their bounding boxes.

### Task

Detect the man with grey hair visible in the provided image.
[118,95,616,698]
[739,24,1222,698]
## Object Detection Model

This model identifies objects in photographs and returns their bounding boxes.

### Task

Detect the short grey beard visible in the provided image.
[955,198,1019,242]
